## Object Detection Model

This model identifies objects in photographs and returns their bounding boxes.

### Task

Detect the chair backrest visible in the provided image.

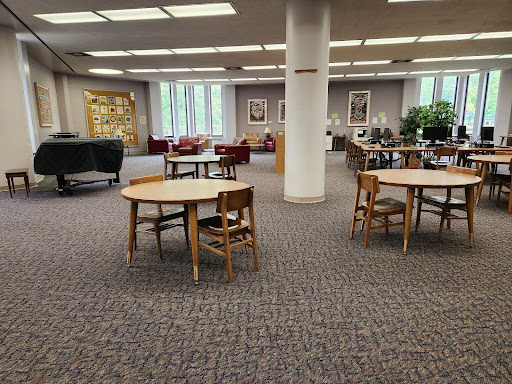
[446,165,477,176]
[148,134,159,141]
[436,146,457,158]
[216,187,254,213]
[130,174,163,186]
[219,155,236,180]
[163,153,179,178]
[179,137,199,147]
[357,172,380,194]
[495,151,510,155]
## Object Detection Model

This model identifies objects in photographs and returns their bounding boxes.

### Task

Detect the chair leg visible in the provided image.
[364,212,372,248]
[154,224,163,260]
[439,211,446,238]
[415,188,423,232]
[385,216,389,235]
[225,239,234,282]
[251,235,259,271]
[497,184,502,206]
[349,211,357,239]
[183,214,190,250]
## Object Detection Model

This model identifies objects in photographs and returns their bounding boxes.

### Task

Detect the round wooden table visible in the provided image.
[467,154,512,204]
[364,169,481,254]
[167,155,225,179]
[121,179,250,282]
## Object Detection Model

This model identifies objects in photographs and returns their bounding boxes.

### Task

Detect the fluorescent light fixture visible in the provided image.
[364,36,418,45]
[377,72,408,76]
[353,60,392,65]
[191,67,225,71]
[257,77,285,80]
[412,57,455,62]
[204,79,230,82]
[328,75,345,78]
[454,55,499,60]
[88,68,123,74]
[85,51,132,57]
[163,3,237,18]
[498,54,512,59]
[176,79,204,82]
[127,49,173,55]
[329,62,351,66]
[216,45,262,52]
[263,44,286,50]
[277,65,286,69]
[242,65,277,70]
[126,69,160,73]
[387,0,440,2]
[231,78,258,81]
[345,73,376,77]
[159,68,192,72]
[97,8,168,21]
[474,31,512,39]
[443,69,478,73]
[409,70,441,74]
[418,33,477,42]
[171,47,217,54]
[34,12,107,24]
[330,40,363,47]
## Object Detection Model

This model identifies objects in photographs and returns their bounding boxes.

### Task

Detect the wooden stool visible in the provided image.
[5,168,30,198]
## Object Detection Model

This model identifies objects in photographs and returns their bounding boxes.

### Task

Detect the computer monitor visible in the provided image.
[457,125,467,139]
[423,126,448,142]
[482,126,494,142]
[371,128,380,140]
[383,128,391,142]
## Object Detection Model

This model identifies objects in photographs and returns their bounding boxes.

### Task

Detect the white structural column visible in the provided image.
[0,27,35,188]
[284,0,331,203]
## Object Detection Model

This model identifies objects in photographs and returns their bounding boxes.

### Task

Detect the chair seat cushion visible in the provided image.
[418,195,466,205]
[198,215,249,235]
[362,197,406,213]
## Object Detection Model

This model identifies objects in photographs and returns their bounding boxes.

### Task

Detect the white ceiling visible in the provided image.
[1,0,512,83]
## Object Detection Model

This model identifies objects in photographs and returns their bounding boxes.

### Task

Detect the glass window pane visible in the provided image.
[463,73,480,134]
[441,76,457,105]
[210,85,223,135]
[193,86,206,134]
[482,70,501,127]
[160,82,173,136]
[419,77,435,106]
[176,84,187,136]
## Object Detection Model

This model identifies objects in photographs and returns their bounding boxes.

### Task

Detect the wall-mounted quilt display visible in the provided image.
[278,100,285,124]
[84,89,138,146]
[248,99,267,125]
[347,90,371,127]
[34,83,53,127]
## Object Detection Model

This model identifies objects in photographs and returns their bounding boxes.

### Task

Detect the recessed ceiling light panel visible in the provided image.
[263,44,286,50]
[443,69,478,73]
[418,33,477,42]
[329,62,351,66]
[126,69,160,73]
[163,3,237,18]
[97,8,168,21]
[85,51,132,57]
[191,67,226,71]
[34,12,107,24]
[409,70,441,74]
[345,73,376,77]
[176,79,204,82]
[330,40,363,47]
[412,57,455,62]
[376,72,408,76]
[216,45,263,52]
[328,75,345,78]
[88,68,123,74]
[204,79,230,82]
[353,60,392,65]
[127,49,173,55]
[474,31,512,39]
[159,68,192,72]
[231,78,258,81]
[258,77,285,80]
[498,54,512,59]
[242,65,277,70]
[171,47,217,54]
[277,65,286,69]
[454,55,499,60]
[364,37,418,45]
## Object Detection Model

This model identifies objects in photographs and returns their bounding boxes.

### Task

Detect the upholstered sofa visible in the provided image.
[243,132,261,151]
[147,134,173,153]
[196,133,212,150]
[264,137,276,152]
[214,137,250,163]
[172,137,202,155]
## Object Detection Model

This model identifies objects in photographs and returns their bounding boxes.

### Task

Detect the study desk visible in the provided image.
[467,154,512,205]
[364,169,481,254]
[121,179,250,282]
[455,146,512,166]
[358,143,429,170]
[167,154,225,179]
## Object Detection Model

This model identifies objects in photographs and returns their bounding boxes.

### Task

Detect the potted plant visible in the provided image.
[418,100,458,138]
[399,105,423,144]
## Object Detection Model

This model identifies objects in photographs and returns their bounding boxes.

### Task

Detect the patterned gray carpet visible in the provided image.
[1,152,511,383]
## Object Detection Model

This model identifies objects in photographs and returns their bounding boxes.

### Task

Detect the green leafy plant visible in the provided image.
[399,106,422,143]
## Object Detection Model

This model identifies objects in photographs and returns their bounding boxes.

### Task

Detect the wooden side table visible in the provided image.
[5,168,30,198]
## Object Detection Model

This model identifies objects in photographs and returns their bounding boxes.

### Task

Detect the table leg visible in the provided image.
[204,163,210,179]
[465,186,475,247]
[475,163,488,205]
[400,153,405,169]
[188,203,199,283]
[364,152,370,171]
[127,201,138,265]
[389,153,393,169]
[195,164,199,179]
[403,187,415,255]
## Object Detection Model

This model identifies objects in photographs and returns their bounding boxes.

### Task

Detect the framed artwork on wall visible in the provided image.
[347,90,371,127]
[34,83,53,127]
[278,100,285,124]
[248,99,267,125]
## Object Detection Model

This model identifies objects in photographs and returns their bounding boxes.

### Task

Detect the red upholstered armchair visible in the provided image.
[147,134,173,153]
[264,137,276,152]
[214,138,250,163]
[172,137,203,155]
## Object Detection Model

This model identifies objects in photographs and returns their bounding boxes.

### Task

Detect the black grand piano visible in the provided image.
[34,137,124,195]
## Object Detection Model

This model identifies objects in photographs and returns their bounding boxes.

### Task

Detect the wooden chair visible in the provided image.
[129,175,189,259]
[163,152,195,180]
[350,172,406,247]
[208,155,237,180]
[425,147,456,170]
[496,158,512,213]
[488,151,510,199]
[354,145,377,175]
[415,165,478,237]
[197,187,258,282]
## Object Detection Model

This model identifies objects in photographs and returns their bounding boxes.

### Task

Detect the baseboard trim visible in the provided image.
[284,194,325,204]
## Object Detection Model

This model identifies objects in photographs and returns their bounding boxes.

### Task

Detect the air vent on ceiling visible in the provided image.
[225,66,242,70]
[66,52,91,57]
[391,59,412,63]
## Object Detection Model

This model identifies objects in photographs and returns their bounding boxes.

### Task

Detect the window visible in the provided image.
[441,76,458,105]
[419,77,436,106]
[160,83,173,136]
[176,84,188,136]
[193,86,206,134]
[463,73,480,134]
[481,70,501,127]
[210,85,223,136]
